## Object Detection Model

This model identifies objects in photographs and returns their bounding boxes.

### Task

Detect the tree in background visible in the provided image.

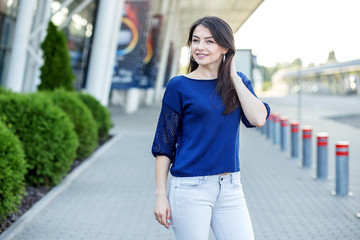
[38,21,75,91]
[260,57,304,91]
[327,50,337,63]
[308,63,315,68]
[291,58,303,68]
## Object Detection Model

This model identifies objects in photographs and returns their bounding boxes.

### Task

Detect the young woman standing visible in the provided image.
[152,16,270,240]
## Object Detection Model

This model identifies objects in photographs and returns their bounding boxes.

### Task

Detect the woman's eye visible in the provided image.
[207,40,214,44]
[192,39,199,42]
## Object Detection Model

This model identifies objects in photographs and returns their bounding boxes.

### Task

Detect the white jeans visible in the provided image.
[168,172,255,240]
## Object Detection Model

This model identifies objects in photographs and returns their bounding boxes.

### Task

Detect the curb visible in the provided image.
[0,134,122,240]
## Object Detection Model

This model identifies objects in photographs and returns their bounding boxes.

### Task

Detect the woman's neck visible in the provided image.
[188,66,218,79]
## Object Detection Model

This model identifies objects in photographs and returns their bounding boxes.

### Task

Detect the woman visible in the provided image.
[152,16,270,240]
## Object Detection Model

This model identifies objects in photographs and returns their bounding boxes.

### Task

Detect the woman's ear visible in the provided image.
[222,48,229,55]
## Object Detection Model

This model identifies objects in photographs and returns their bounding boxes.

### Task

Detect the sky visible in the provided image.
[234,0,360,67]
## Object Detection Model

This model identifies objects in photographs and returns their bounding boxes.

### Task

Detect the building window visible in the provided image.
[0,0,18,85]
[51,0,97,90]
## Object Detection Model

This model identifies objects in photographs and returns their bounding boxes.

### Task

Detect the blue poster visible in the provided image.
[111,0,151,89]
[139,15,163,89]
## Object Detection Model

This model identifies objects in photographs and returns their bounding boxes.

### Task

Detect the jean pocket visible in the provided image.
[175,179,202,189]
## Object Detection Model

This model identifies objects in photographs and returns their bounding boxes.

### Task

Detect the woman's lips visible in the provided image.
[196,53,208,58]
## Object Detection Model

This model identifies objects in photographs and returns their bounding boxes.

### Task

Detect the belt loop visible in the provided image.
[230,173,233,184]
[202,176,207,183]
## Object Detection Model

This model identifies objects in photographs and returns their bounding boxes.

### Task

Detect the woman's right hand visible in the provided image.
[154,194,171,229]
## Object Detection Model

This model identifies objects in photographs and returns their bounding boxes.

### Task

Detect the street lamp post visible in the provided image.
[297,60,302,124]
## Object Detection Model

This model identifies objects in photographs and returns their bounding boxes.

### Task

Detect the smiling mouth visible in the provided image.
[196,53,208,57]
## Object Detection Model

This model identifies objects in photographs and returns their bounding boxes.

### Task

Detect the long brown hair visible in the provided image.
[187,16,239,114]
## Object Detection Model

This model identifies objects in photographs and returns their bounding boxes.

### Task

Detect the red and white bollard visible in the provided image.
[290,121,299,158]
[266,114,273,139]
[280,117,288,151]
[302,126,312,168]
[273,114,280,145]
[316,133,328,180]
[334,141,351,196]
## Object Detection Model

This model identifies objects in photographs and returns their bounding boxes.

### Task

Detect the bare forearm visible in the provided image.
[155,156,171,197]
[154,156,172,228]
[232,75,267,127]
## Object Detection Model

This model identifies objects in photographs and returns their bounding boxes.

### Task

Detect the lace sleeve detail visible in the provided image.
[151,103,181,162]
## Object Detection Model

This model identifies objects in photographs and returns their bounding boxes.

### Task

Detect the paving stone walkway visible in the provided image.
[0,96,359,240]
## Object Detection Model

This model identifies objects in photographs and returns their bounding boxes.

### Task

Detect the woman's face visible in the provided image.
[190,24,228,68]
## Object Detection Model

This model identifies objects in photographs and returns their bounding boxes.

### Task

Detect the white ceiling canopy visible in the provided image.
[177,0,264,44]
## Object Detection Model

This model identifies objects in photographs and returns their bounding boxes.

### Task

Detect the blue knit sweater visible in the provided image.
[152,72,270,177]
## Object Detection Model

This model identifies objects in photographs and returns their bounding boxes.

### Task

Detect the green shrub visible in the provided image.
[77,93,113,141]
[262,81,273,92]
[0,121,27,220]
[38,21,75,91]
[46,90,98,159]
[0,93,78,186]
[0,87,12,95]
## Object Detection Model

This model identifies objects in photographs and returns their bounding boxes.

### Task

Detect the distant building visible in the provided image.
[234,50,265,92]
[252,55,265,92]
[272,59,360,95]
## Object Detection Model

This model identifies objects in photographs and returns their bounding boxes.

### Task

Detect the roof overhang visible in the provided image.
[178,0,264,45]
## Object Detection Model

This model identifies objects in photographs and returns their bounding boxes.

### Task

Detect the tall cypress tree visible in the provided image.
[38,21,75,91]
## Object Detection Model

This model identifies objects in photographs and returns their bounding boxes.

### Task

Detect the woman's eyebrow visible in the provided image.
[192,35,214,39]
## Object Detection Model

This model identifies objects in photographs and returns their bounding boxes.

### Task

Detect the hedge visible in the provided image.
[77,93,112,141]
[45,90,98,159]
[0,87,12,95]
[0,93,78,186]
[0,121,27,220]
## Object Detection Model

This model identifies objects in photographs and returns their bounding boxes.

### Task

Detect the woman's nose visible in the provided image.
[197,40,205,50]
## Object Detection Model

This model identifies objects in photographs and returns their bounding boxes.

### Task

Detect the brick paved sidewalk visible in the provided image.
[0,105,173,240]
[241,126,360,239]
[0,101,359,240]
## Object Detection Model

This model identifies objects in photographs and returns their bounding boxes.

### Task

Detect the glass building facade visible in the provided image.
[0,0,18,85]
[51,0,97,89]
[0,0,97,90]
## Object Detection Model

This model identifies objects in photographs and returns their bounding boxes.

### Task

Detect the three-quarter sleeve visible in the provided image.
[151,78,182,162]
[151,103,181,162]
[238,72,271,128]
